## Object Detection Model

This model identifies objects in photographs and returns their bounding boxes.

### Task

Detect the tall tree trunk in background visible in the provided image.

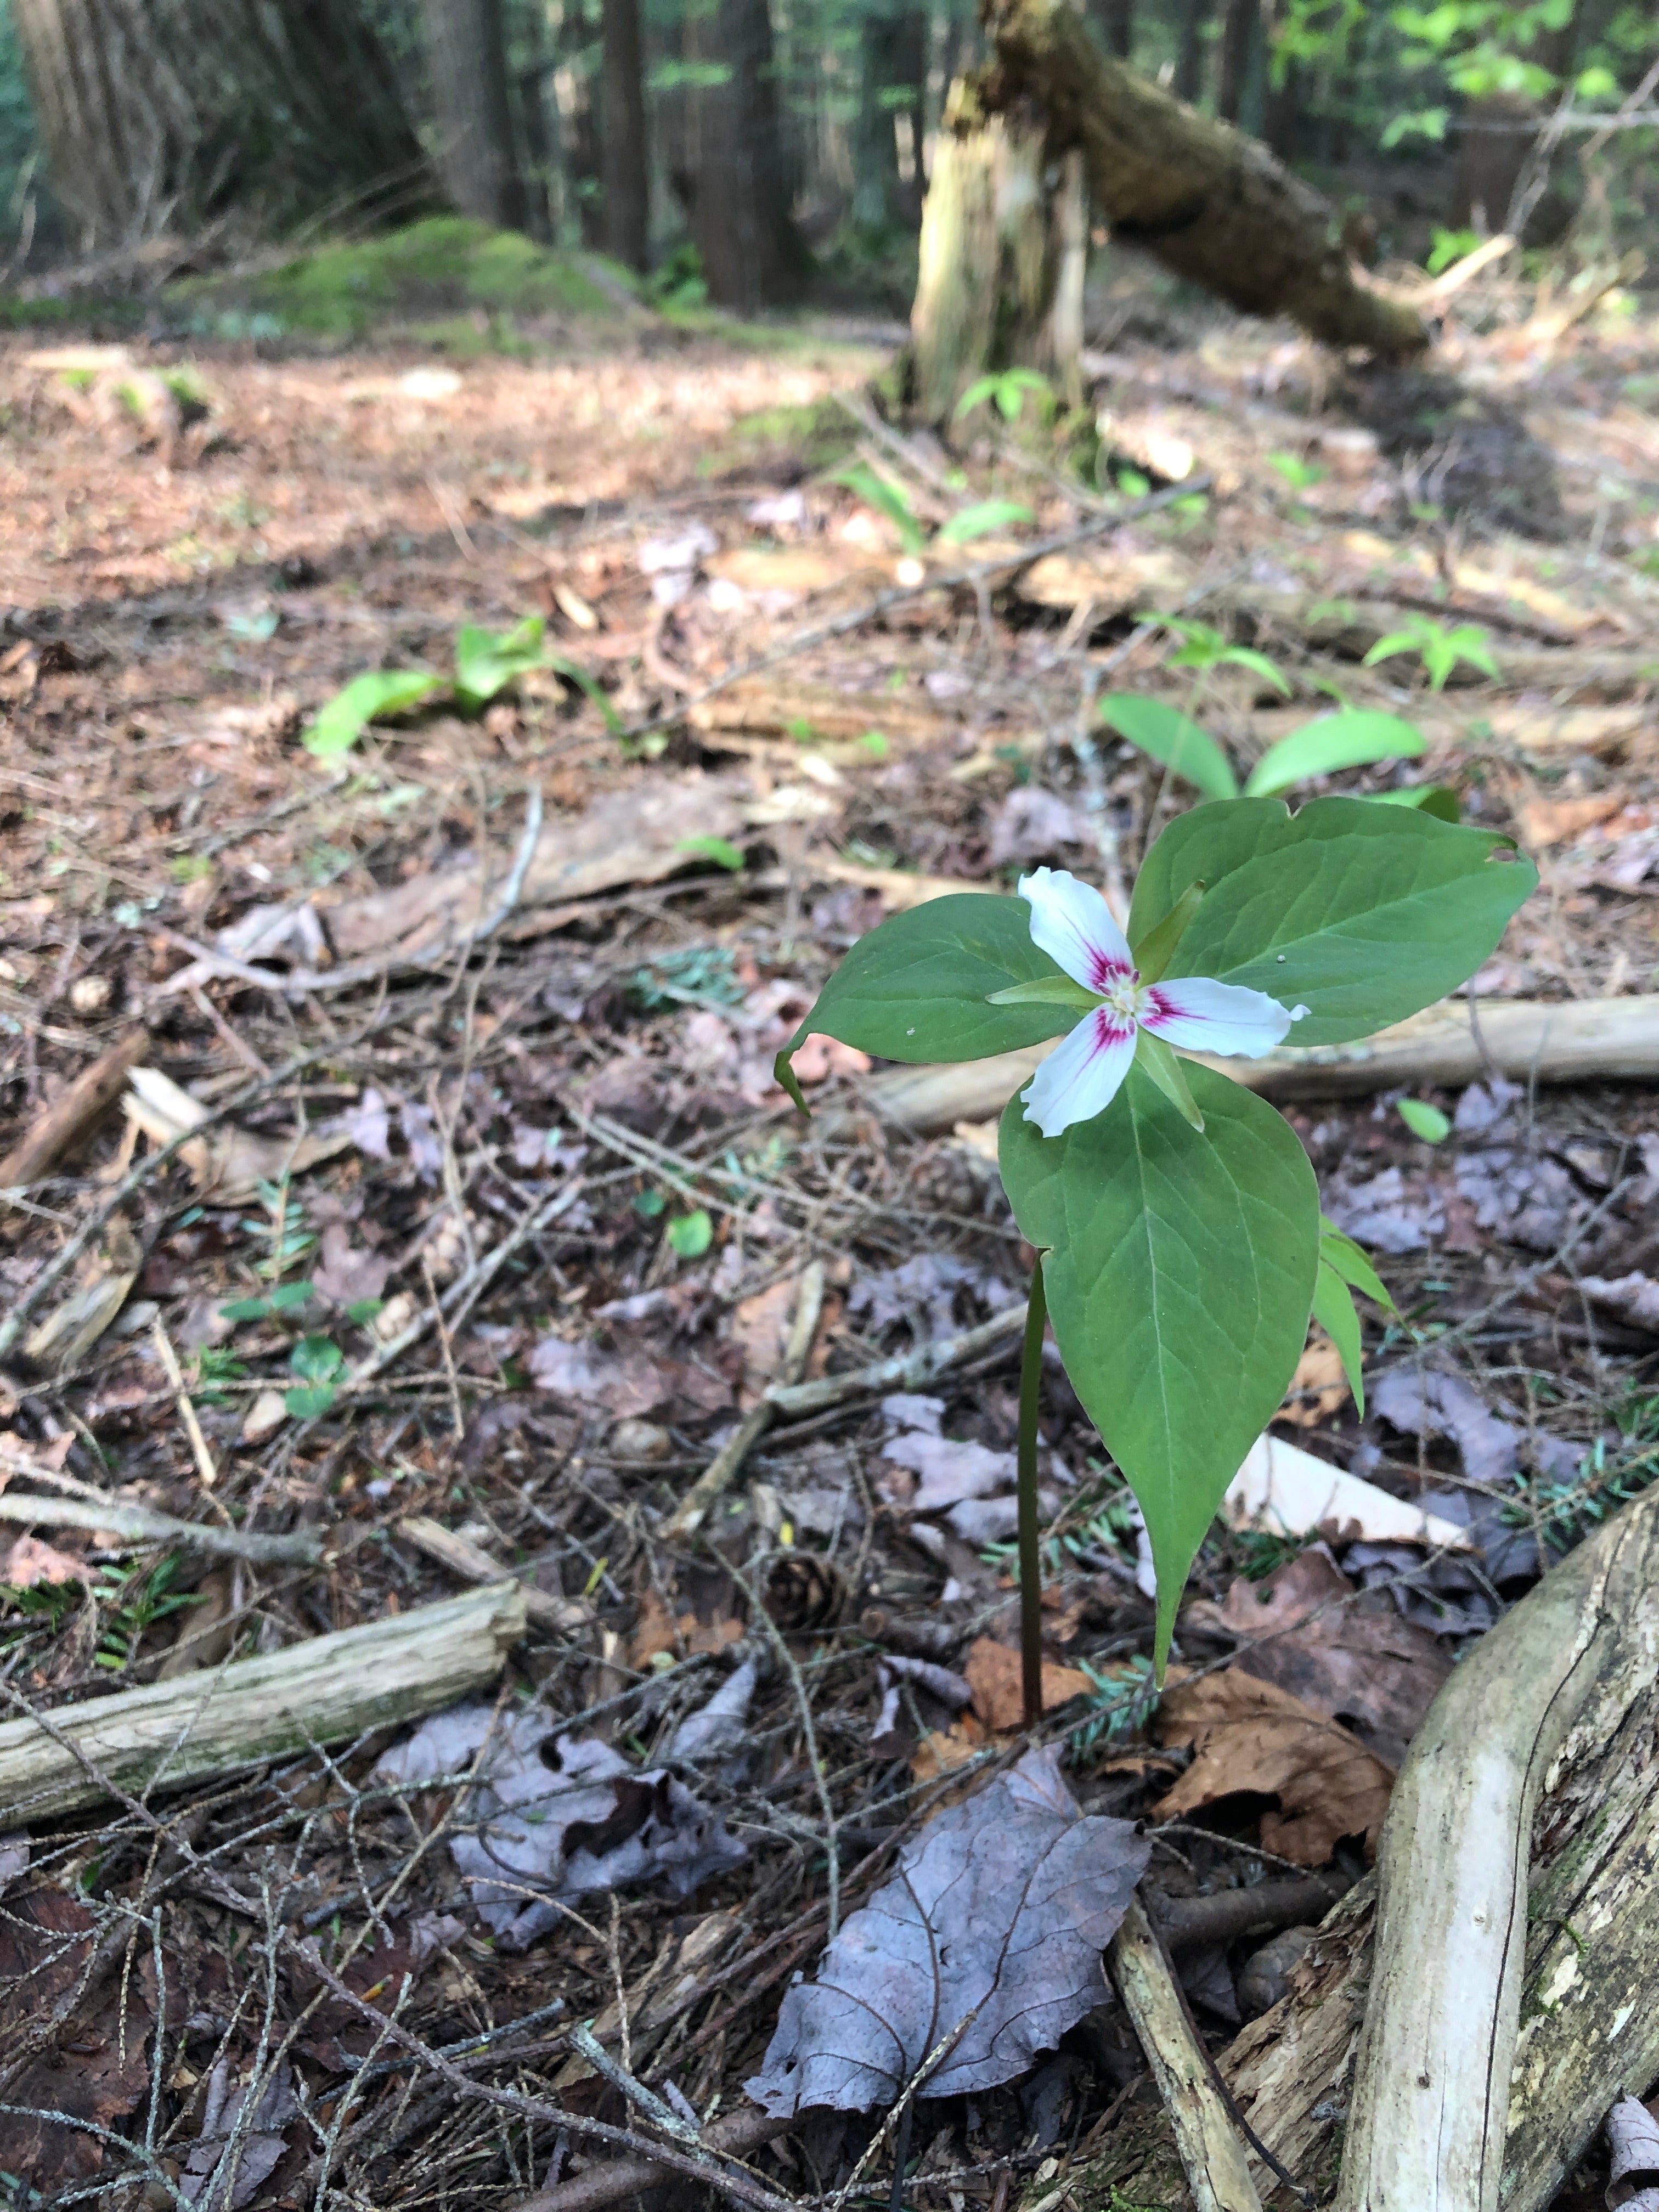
[1215,0,1257,121]
[602,0,651,267]
[1262,0,1301,160]
[685,0,805,309]
[1174,0,1210,101]
[1094,0,1133,60]
[13,0,427,252]
[419,0,527,229]
[855,1,927,228]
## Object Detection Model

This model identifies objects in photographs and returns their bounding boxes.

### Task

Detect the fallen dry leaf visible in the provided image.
[964,1638,1091,1732]
[1577,1273,1659,1335]
[123,1066,350,1204]
[730,1275,801,1406]
[1,1533,85,1588]
[788,1031,871,1084]
[1280,1334,1350,1427]
[1223,1433,1472,1554]
[1152,1669,1394,1864]
[21,1215,141,1372]
[1188,1547,1451,1767]
[1519,793,1626,847]
[528,1334,729,1419]
[747,1744,1149,2114]
[629,1587,744,1668]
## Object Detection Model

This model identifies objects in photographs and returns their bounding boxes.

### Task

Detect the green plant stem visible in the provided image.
[1018,1255,1049,1731]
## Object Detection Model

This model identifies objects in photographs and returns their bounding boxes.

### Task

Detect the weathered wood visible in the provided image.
[0,1490,320,1568]
[1036,1485,1659,2211]
[0,1027,149,1193]
[0,1584,526,1825]
[981,0,1429,358]
[862,995,1659,1136]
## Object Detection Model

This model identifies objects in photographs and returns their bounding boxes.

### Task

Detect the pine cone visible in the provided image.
[763,1551,847,1632]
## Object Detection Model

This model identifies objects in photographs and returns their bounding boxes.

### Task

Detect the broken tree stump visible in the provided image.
[1037,1483,1659,2210]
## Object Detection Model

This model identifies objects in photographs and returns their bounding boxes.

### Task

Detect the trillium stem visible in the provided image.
[1018,1255,1049,1731]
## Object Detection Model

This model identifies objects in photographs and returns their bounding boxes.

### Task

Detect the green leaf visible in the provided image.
[1311,1261,1366,1417]
[667,1210,714,1258]
[1398,1097,1451,1142]
[454,616,546,710]
[935,500,1035,546]
[777,894,1074,1097]
[1371,783,1460,821]
[1134,1028,1204,1130]
[826,462,926,556]
[633,1188,667,1217]
[291,1336,346,1385]
[344,1298,384,1325]
[1318,1217,1396,1313]
[1244,711,1425,798]
[549,656,623,735]
[284,1385,338,1419]
[1214,646,1293,696]
[219,1279,314,1322]
[1131,881,1205,984]
[1100,696,1239,803]
[304,670,442,758]
[1128,796,1537,1046]
[999,1062,1320,1668]
[677,835,746,872]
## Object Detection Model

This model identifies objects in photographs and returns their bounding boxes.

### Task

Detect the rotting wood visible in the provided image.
[0,1026,150,1194]
[861,995,1659,1137]
[397,1514,594,1635]
[1040,1483,1659,2212]
[981,0,1428,359]
[0,1583,526,1825]
[1108,1893,1264,2212]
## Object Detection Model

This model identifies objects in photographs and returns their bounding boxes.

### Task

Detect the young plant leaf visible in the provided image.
[667,1210,714,1258]
[1099,696,1239,803]
[1311,1261,1367,1417]
[826,462,927,556]
[304,670,443,758]
[1128,796,1537,1046]
[549,656,623,735]
[775,894,1076,1109]
[454,617,546,710]
[1318,1216,1396,1314]
[998,1062,1321,1668]
[1243,710,1425,798]
[935,500,1036,546]
[677,834,746,872]
[1398,1097,1451,1142]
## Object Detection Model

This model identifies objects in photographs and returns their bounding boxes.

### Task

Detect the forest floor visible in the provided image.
[0,246,1657,2212]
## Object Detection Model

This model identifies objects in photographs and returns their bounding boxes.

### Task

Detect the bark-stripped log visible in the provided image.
[1036,1485,1659,2210]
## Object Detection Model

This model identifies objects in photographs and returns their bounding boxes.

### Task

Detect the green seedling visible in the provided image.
[1364,614,1499,691]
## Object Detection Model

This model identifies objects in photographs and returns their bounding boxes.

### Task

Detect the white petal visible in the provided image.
[1138,977,1304,1059]
[1020,1008,1137,1136]
[1017,867,1133,994]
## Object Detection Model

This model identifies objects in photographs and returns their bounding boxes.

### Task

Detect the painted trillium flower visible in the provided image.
[1012,868,1307,1138]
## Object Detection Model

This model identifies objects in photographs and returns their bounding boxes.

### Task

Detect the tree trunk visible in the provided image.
[911,78,1081,424]
[855,2,927,229]
[980,0,1429,354]
[1095,0,1134,60]
[684,0,805,310]
[1032,1485,1659,2212]
[1215,0,1257,121]
[601,0,650,267]
[13,0,427,253]
[1174,0,1211,103]
[419,0,527,229]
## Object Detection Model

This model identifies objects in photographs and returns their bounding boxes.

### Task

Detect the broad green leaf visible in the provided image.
[1371,784,1460,821]
[284,1385,338,1419]
[1311,1261,1366,1417]
[454,617,546,709]
[219,1280,314,1322]
[667,1210,714,1257]
[678,834,746,872]
[305,670,442,758]
[826,462,926,555]
[777,894,1073,1108]
[1318,1217,1396,1313]
[999,1062,1320,1667]
[1213,646,1293,696]
[1398,1097,1451,1142]
[291,1336,346,1385]
[1129,796,1536,1046]
[935,500,1035,546]
[1244,710,1425,798]
[1099,696,1238,803]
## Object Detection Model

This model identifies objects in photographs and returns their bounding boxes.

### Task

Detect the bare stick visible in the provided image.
[151,1313,221,1489]
[1109,1894,1265,2212]
[398,1515,592,1636]
[504,2107,795,2212]
[765,1299,1026,1421]
[0,1491,318,1567]
[0,1027,150,1193]
[663,1262,825,1542]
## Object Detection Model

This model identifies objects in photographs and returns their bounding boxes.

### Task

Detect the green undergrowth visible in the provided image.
[163,216,650,346]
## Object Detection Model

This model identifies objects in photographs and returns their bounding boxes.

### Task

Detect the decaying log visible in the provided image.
[862,995,1659,1136]
[1039,1483,1659,2211]
[981,0,1427,360]
[0,1584,526,1825]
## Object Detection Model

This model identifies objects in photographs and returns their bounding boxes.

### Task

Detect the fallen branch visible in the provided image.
[1108,1894,1263,2212]
[1051,1482,1659,2211]
[864,995,1659,1136]
[507,2107,795,2212]
[663,1262,826,1542]
[764,1299,1028,1420]
[1153,1871,1353,1955]
[0,1583,525,1824]
[0,1491,319,1568]
[398,1514,593,1635]
[0,1026,150,1193]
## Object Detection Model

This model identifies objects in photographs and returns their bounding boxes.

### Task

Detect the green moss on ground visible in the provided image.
[165,216,648,345]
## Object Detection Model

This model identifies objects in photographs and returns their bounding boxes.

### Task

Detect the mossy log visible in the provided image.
[1035,1485,1659,2210]
[981,0,1429,359]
